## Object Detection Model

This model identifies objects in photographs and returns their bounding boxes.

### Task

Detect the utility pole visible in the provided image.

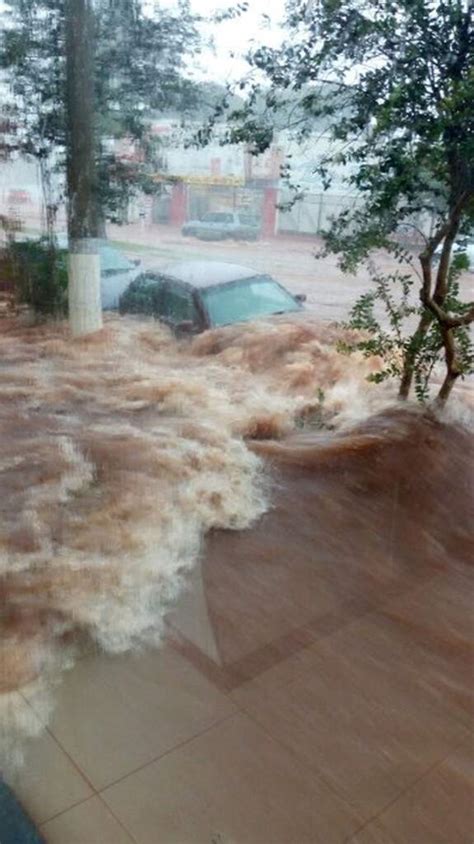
[65,0,102,336]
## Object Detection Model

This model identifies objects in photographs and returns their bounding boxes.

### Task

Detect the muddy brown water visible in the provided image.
[255,408,473,593]
[182,409,472,681]
[0,314,472,762]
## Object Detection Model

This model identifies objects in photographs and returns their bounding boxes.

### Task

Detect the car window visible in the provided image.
[99,244,133,272]
[201,212,233,224]
[135,272,165,290]
[238,214,258,226]
[201,276,300,327]
[118,273,165,315]
[162,283,197,323]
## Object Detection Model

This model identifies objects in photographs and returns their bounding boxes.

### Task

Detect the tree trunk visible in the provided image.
[436,368,460,406]
[398,360,414,401]
[424,205,465,406]
[94,210,107,239]
[436,324,461,406]
[65,0,102,336]
[398,310,432,399]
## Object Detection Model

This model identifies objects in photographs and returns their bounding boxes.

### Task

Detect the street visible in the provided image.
[108,221,473,327]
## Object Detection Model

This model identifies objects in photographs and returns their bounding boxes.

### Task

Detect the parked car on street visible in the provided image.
[182,212,260,241]
[54,237,142,308]
[14,235,142,309]
[119,261,306,334]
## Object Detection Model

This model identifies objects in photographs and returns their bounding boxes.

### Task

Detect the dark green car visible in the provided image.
[119,261,305,335]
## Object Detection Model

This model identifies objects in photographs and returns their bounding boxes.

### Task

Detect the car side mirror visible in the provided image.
[295,293,307,303]
[132,258,141,267]
[175,320,194,335]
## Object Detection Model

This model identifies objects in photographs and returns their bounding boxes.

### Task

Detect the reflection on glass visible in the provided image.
[202,277,301,327]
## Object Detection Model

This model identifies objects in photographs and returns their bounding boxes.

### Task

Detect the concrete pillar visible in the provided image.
[169,183,187,227]
[261,187,278,237]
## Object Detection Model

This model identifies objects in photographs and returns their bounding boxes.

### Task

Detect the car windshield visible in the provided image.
[201,212,233,223]
[54,237,133,272]
[99,244,133,272]
[201,276,301,327]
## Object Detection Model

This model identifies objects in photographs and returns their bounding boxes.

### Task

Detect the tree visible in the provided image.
[216,0,474,405]
[1,0,199,333]
[65,0,101,335]
[0,0,200,234]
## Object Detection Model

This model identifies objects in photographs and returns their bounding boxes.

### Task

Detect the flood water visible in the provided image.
[0,313,472,765]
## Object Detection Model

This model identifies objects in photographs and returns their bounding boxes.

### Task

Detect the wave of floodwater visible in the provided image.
[0,313,471,766]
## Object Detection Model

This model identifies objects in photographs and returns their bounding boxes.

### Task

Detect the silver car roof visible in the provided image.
[157,261,264,289]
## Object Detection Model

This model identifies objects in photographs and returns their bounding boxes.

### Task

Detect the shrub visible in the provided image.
[5,238,68,317]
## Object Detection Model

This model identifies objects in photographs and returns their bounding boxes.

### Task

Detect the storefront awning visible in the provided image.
[153,173,245,187]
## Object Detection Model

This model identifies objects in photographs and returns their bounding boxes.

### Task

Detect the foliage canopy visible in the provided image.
[216,0,474,404]
[0,0,200,229]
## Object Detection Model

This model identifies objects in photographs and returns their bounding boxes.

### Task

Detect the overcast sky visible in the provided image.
[188,0,287,81]
[0,0,287,83]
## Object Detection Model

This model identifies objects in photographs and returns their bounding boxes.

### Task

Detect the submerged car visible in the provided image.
[182,212,260,241]
[119,261,306,334]
[13,235,141,309]
[54,237,142,308]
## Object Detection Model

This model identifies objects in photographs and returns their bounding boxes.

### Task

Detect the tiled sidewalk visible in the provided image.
[7,457,474,844]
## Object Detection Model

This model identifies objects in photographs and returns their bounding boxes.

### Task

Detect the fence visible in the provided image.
[277,191,364,235]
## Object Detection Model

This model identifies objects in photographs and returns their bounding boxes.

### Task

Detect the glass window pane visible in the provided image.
[202,277,300,327]
[99,245,133,272]
[163,286,197,322]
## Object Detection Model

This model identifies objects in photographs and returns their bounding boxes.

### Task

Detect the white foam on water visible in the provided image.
[1,312,470,769]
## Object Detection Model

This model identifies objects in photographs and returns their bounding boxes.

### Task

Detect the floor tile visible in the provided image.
[350,741,474,844]
[234,639,469,819]
[41,795,134,844]
[169,617,316,694]
[25,645,235,790]
[312,608,473,788]
[168,432,454,695]
[245,462,444,611]
[172,546,315,668]
[3,697,92,825]
[349,823,397,843]
[377,571,474,726]
[230,638,322,702]
[171,448,446,691]
[102,712,362,844]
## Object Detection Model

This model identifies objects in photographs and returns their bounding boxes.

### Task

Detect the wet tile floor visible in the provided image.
[7,469,474,844]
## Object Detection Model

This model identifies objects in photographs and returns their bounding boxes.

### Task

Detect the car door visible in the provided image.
[161,281,201,334]
[206,212,234,238]
[237,214,259,240]
[197,213,219,237]
[99,244,141,309]
[221,213,236,237]
[118,271,166,316]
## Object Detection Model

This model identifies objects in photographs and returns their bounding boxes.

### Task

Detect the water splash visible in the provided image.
[2,312,469,767]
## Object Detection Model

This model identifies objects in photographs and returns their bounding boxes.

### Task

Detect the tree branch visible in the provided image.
[420,296,474,328]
